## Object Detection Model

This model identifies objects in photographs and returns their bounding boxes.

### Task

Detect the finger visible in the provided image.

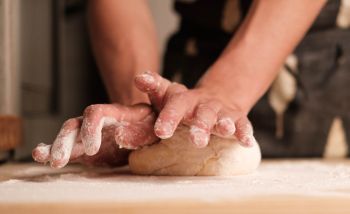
[50,118,82,168]
[235,117,256,147]
[33,140,85,165]
[213,111,236,137]
[81,104,151,156]
[69,136,85,160]
[115,113,158,149]
[154,85,193,139]
[189,102,220,148]
[32,143,51,163]
[134,71,171,109]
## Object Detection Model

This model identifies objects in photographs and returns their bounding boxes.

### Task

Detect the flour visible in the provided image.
[135,71,160,92]
[82,116,119,155]
[51,129,78,167]
[154,118,175,139]
[1,160,349,203]
[216,117,235,135]
[189,125,209,147]
[32,143,51,163]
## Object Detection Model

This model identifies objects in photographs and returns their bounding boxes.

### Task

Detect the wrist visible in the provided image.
[196,37,274,114]
[100,48,158,105]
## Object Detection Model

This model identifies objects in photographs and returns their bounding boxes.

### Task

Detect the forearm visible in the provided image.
[87,0,159,104]
[197,0,326,113]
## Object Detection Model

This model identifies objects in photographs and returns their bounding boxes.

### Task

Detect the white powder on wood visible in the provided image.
[0,160,350,203]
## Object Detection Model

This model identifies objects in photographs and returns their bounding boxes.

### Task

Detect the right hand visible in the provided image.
[32,103,158,168]
[134,71,257,148]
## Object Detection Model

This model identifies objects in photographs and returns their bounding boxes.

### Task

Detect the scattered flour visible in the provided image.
[0,160,350,203]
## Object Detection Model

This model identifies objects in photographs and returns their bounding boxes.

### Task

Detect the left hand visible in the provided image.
[32,103,158,168]
[134,71,257,148]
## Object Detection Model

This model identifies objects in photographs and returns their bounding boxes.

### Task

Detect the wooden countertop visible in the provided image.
[1,159,350,213]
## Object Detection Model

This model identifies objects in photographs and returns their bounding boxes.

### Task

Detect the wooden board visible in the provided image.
[0,160,350,213]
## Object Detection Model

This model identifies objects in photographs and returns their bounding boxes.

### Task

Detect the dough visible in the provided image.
[129,125,261,176]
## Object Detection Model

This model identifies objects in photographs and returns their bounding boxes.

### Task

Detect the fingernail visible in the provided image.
[217,118,235,136]
[32,143,51,162]
[240,135,255,147]
[190,126,209,148]
[135,72,156,91]
[140,73,155,84]
[154,120,174,139]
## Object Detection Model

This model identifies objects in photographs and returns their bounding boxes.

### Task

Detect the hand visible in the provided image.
[134,71,257,148]
[32,103,158,168]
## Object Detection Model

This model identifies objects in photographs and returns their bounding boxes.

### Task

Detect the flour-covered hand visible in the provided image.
[32,103,158,168]
[135,71,257,148]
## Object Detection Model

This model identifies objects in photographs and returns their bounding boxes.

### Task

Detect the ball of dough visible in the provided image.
[129,125,261,176]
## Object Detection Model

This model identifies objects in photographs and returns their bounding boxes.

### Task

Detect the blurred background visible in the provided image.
[0,0,349,162]
[0,0,179,161]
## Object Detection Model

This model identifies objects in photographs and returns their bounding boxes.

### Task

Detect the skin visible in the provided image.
[87,0,157,105]
[134,71,250,148]
[33,0,326,168]
[32,104,158,168]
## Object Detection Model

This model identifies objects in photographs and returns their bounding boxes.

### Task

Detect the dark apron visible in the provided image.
[163,0,350,157]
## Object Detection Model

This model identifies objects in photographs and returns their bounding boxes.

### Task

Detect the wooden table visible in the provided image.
[1,159,350,213]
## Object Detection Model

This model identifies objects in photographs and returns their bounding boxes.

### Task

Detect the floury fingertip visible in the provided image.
[135,71,158,92]
[190,126,209,148]
[216,117,236,136]
[239,135,256,147]
[32,143,51,163]
[154,120,174,139]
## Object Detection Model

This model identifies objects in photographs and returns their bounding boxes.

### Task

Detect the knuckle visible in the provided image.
[236,118,253,134]
[193,119,210,130]
[84,104,103,116]
[199,99,221,111]
[171,82,187,91]
[168,92,186,102]
[197,103,218,117]
[185,90,198,98]
[197,102,207,109]
[167,83,188,95]
[63,118,74,126]
[62,118,79,128]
